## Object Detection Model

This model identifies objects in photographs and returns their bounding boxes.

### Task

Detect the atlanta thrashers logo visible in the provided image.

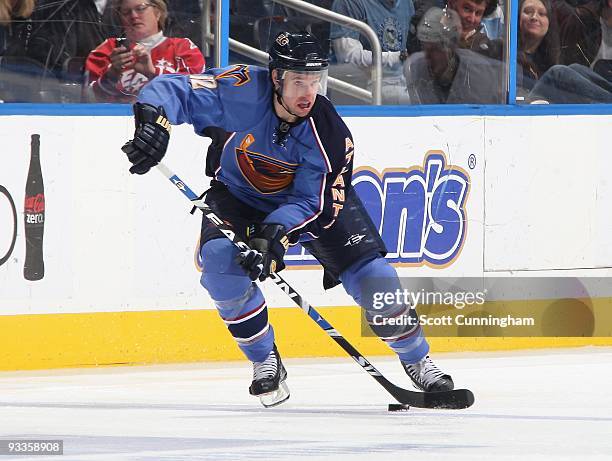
[215,64,251,86]
[236,134,297,194]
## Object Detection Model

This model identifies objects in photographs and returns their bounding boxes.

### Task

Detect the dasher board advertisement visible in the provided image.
[0,115,484,315]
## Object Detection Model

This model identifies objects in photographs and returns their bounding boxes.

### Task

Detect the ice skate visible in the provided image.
[249,344,290,407]
[401,355,454,392]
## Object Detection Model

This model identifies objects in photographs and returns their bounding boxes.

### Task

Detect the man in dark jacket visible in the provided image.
[404,6,505,103]
[447,0,503,59]
[553,0,604,66]
[14,0,118,79]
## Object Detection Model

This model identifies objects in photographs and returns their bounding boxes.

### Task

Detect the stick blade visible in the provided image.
[390,387,475,409]
[421,389,475,409]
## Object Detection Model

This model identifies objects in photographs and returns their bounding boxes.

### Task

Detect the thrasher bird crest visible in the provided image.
[216,65,251,86]
[236,134,297,194]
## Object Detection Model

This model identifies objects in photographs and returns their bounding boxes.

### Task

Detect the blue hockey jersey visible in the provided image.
[137,65,355,237]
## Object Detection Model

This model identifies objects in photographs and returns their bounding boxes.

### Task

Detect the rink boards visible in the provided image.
[1,114,611,370]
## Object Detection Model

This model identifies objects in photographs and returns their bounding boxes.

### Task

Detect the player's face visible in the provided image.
[118,0,161,41]
[280,71,323,118]
[449,0,486,37]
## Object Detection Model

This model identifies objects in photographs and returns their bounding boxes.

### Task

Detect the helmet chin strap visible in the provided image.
[272,86,307,147]
[275,89,302,120]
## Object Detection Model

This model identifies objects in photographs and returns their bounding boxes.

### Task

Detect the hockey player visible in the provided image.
[121,31,454,407]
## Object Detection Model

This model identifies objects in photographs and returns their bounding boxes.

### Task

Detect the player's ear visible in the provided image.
[271,70,281,89]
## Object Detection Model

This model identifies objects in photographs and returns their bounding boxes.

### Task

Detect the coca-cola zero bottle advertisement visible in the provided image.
[24,134,45,281]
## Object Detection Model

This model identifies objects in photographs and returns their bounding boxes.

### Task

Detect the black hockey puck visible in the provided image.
[388,403,410,411]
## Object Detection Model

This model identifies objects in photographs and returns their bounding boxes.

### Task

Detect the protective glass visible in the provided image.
[279,69,329,98]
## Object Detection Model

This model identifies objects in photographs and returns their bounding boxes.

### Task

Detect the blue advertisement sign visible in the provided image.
[286,151,470,267]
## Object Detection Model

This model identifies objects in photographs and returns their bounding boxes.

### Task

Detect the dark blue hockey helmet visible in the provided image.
[268,31,329,73]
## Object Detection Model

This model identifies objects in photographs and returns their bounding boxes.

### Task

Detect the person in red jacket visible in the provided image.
[85,0,205,102]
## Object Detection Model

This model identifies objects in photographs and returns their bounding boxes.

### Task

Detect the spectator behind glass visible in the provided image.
[10,0,119,78]
[481,0,505,39]
[526,61,612,102]
[164,0,203,50]
[522,0,612,103]
[330,0,414,104]
[517,0,560,93]
[447,0,503,59]
[406,0,445,54]
[404,6,505,103]
[85,0,205,102]
[553,0,604,66]
[0,0,35,102]
[0,0,34,55]
[593,0,612,66]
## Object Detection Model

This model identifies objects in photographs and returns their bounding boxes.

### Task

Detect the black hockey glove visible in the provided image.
[236,248,264,281]
[237,224,289,282]
[121,103,171,175]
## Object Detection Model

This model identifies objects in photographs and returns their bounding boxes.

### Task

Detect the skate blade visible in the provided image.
[259,381,290,408]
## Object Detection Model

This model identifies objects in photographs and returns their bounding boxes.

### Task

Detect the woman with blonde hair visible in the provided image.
[86,0,205,102]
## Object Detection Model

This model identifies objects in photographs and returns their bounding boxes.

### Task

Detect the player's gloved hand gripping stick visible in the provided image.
[155,161,474,410]
[239,223,289,282]
[122,103,171,175]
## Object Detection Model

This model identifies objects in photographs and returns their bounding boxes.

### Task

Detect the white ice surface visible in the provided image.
[1,347,611,460]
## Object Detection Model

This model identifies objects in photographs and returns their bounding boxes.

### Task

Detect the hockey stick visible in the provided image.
[156,161,474,410]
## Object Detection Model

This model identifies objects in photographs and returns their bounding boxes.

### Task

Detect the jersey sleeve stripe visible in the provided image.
[287,173,326,233]
[308,117,332,173]
[223,131,236,150]
[215,132,236,178]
